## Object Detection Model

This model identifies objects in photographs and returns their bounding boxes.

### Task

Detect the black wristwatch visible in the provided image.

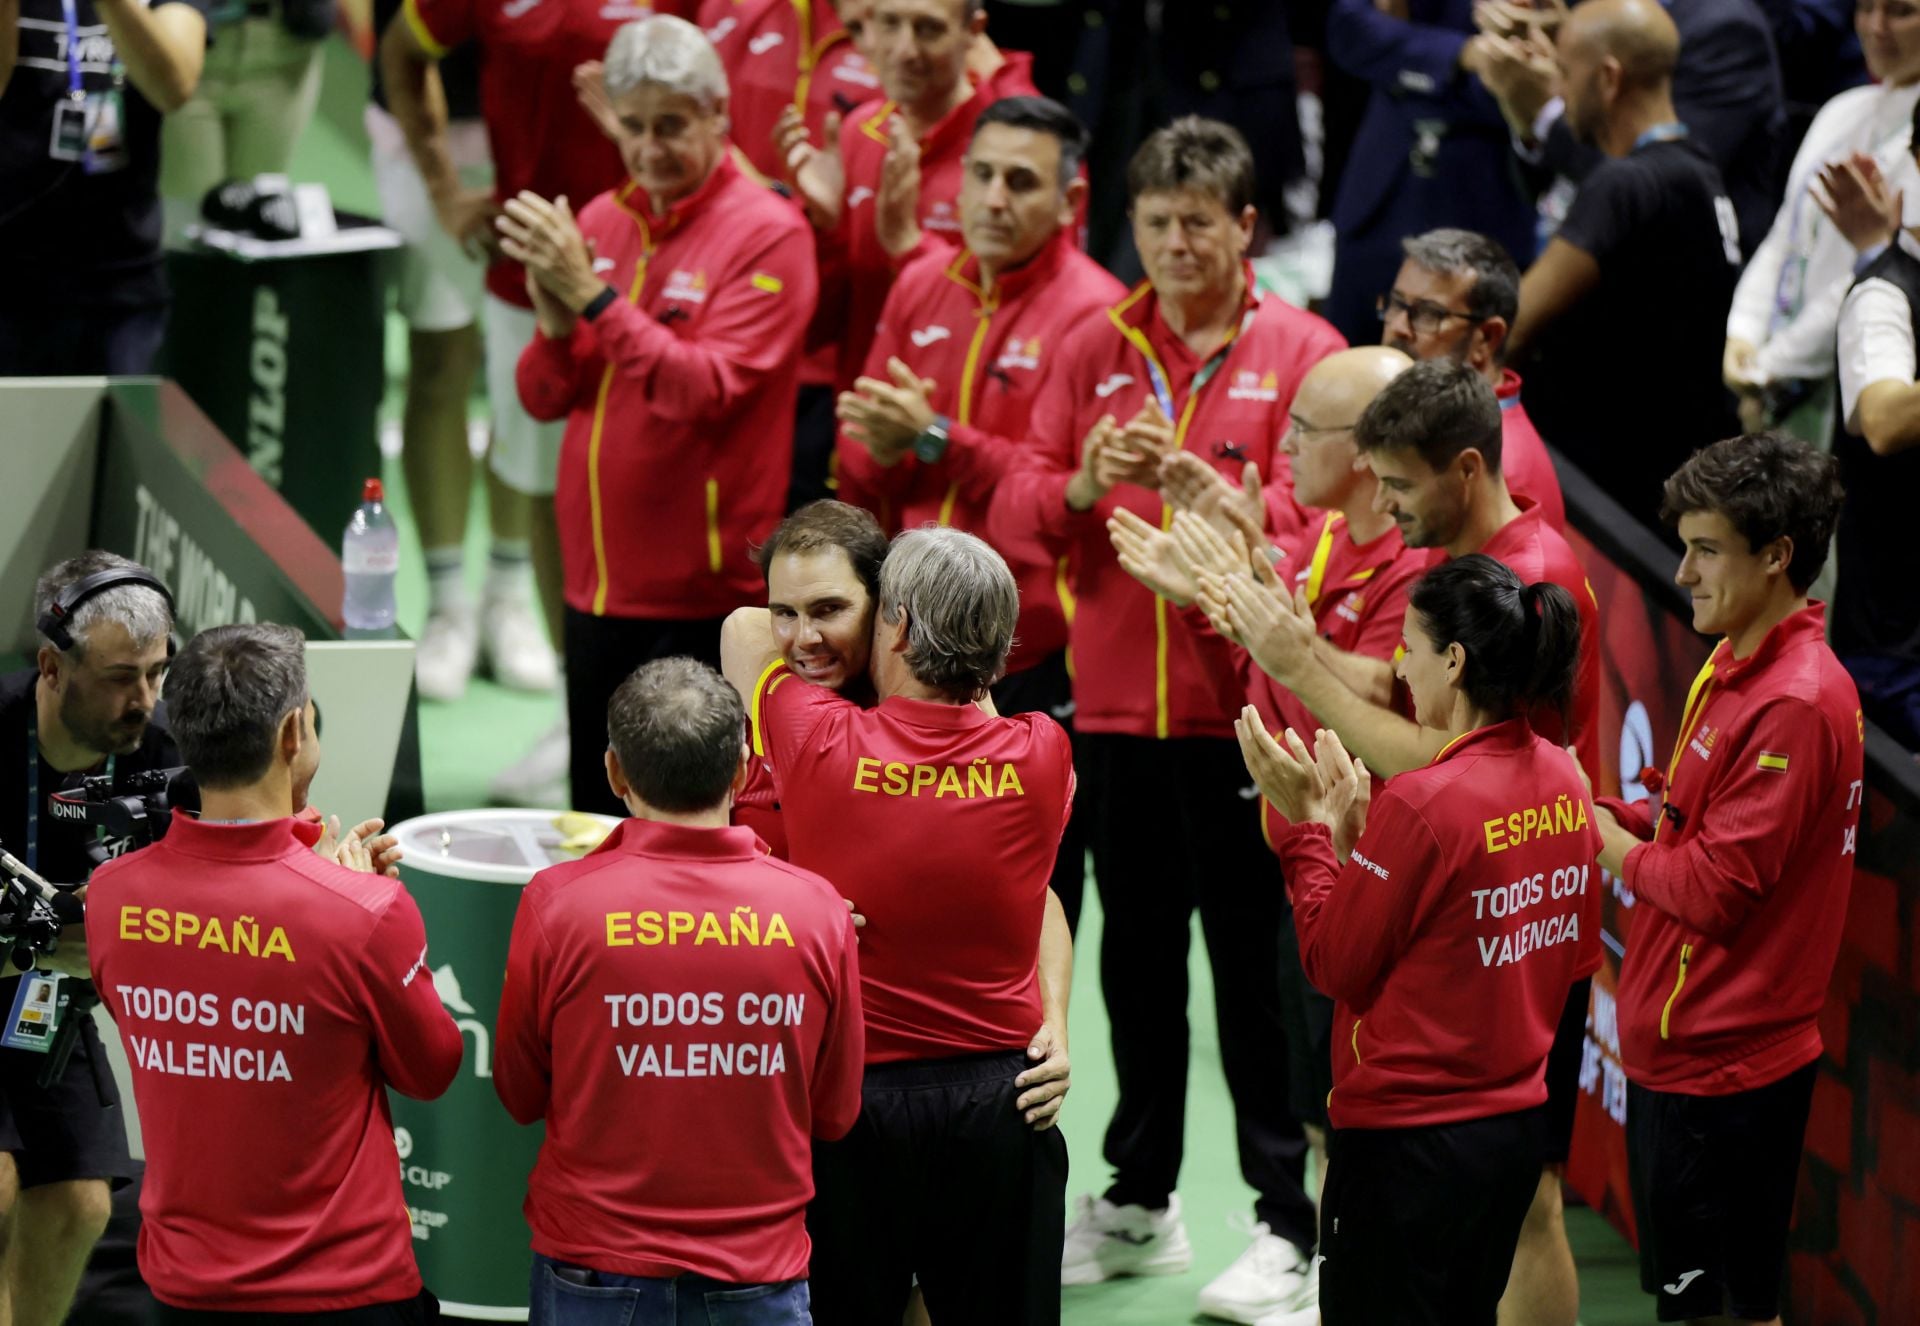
[912,414,953,463]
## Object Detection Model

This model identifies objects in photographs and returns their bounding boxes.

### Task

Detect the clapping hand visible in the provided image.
[1108,508,1197,605]
[1160,452,1267,549]
[1813,152,1903,255]
[837,357,938,463]
[315,816,403,878]
[1234,716,1372,854]
[498,192,601,311]
[876,115,923,257]
[1222,566,1317,683]
[776,106,845,228]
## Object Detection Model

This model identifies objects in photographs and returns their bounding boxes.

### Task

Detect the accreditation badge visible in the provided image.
[3,973,63,1052]
[49,97,88,162]
[82,85,128,174]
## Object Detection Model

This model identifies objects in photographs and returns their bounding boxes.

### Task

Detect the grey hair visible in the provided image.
[1399,228,1521,326]
[34,551,173,659]
[607,657,744,812]
[603,15,729,107]
[164,625,308,789]
[877,528,1018,699]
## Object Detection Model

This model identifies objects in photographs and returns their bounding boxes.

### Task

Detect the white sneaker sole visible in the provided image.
[1062,1245,1194,1286]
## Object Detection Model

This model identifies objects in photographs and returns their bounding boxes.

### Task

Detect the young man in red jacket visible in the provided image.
[495,658,863,1322]
[834,94,1123,930]
[777,0,1042,392]
[1206,360,1603,1324]
[1592,432,1859,1326]
[501,15,818,820]
[986,116,1344,1320]
[1379,228,1565,531]
[86,625,463,1322]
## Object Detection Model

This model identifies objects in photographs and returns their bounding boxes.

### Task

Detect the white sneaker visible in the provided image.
[1061,1193,1193,1286]
[487,720,570,809]
[1250,1255,1319,1326]
[415,605,480,703]
[1197,1220,1312,1323]
[480,593,558,692]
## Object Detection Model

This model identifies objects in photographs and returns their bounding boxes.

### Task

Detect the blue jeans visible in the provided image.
[529,1254,810,1326]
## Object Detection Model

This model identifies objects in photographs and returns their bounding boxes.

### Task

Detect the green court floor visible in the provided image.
[288,38,1649,1322]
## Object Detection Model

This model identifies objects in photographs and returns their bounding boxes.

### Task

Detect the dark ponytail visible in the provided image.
[1407,554,1582,726]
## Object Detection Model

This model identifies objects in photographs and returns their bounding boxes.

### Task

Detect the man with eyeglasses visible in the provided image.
[1377,228,1566,531]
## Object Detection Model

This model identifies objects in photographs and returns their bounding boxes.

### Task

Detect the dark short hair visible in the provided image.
[1126,115,1256,215]
[1659,431,1844,592]
[1400,228,1521,326]
[972,95,1088,188]
[606,658,744,813]
[1409,554,1582,725]
[1353,359,1504,473]
[754,500,889,601]
[165,625,308,789]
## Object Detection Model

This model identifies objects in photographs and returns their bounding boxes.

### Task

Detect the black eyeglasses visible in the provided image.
[1375,291,1479,336]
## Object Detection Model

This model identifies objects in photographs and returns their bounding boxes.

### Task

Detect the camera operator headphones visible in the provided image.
[37,568,176,655]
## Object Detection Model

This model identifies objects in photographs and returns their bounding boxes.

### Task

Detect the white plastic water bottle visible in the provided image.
[342,478,399,632]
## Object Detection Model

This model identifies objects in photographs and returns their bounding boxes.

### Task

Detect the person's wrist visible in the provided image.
[578,284,617,320]
[1065,471,1100,512]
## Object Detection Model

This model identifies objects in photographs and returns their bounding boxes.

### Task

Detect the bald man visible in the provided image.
[1504,0,1741,532]
[1111,347,1426,1324]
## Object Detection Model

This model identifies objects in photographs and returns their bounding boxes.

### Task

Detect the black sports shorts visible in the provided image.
[1627,1059,1817,1323]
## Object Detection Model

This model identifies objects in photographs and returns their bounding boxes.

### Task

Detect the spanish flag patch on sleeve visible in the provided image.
[751,272,784,294]
[1756,751,1790,772]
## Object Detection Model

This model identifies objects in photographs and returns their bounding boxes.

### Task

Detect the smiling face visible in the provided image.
[960,122,1074,272]
[1857,0,1920,84]
[1131,187,1253,307]
[1364,444,1472,550]
[871,0,974,113]
[612,84,728,207]
[1674,508,1786,641]
[767,547,875,690]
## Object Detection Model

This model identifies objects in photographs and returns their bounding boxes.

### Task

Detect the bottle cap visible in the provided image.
[363,478,384,503]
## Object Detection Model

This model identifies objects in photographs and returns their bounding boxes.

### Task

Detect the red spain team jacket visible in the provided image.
[709,0,877,186]
[836,230,1125,671]
[495,817,863,1282]
[517,156,818,620]
[1497,369,1566,532]
[86,816,462,1311]
[812,54,1042,387]
[1605,604,1864,1095]
[1274,720,1601,1129]
[987,271,1346,739]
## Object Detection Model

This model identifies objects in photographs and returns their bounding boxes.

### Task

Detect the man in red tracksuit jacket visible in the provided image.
[1592,433,1860,1326]
[86,625,463,1323]
[495,658,863,1319]
[503,16,818,819]
[707,0,878,508]
[781,0,1042,391]
[986,116,1344,1318]
[834,94,1122,931]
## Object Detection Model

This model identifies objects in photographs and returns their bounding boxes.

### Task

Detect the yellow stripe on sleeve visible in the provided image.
[748,659,790,758]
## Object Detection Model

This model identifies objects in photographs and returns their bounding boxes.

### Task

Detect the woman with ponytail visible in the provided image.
[1234,553,1598,1326]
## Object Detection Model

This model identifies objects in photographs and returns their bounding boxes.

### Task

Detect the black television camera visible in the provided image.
[49,765,197,873]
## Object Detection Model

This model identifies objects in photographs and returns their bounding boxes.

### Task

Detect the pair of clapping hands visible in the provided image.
[1458,0,1570,143]
[1234,717,1374,862]
[313,816,403,878]
[1105,467,1322,691]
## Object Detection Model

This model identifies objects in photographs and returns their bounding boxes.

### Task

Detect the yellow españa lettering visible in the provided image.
[1483,795,1589,854]
[604,907,797,947]
[849,756,1029,798]
[116,907,295,961]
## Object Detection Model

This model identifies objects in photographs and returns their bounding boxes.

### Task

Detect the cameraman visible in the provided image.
[85,623,463,1322]
[0,551,173,1326]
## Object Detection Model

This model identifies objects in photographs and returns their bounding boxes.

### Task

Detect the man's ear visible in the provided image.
[1060,174,1088,226]
[730,741,752,799]
[1457,447,1486,487]
[36,645,64,690]
[278,707,304,766]
[1763,535,1796,581]
[605,747,631,805]
[1475,315,1511,365]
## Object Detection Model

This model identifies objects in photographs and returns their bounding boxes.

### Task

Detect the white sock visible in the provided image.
[424,547,470,618]
[485,538,534,602]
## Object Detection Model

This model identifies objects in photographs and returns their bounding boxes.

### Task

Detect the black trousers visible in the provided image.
[0,300,167,375]
[562,608,726,817]
[808,1051,1067,1325]
[1319,1108,1547,1326]
[786,384,838,513]
[990,650,1088,935]
[1079,732,1313,1250]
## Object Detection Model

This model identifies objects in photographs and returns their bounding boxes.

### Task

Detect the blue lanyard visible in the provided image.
[1138,306,1257,420]
[1632,122,1688,151]
[26,709,114,876]
[59,0,85,100]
